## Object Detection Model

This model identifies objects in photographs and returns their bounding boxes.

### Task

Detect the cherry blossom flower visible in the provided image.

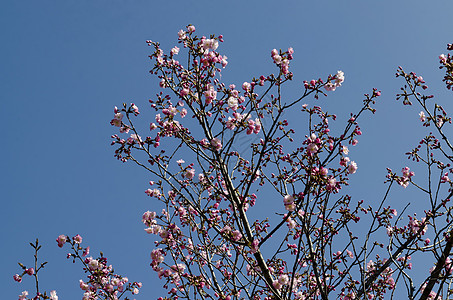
[50,290,58,300]
[347,161,358,174]
[18,291,28,300]
[73,234,82,244]
[211,138,222,151]
[56,235,67,248]
[419,111,426,122]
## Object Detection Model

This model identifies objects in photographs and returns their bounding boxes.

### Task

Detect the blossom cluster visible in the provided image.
[56,234,142,300]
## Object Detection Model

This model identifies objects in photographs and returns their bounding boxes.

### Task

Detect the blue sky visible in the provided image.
[2,1,453,299]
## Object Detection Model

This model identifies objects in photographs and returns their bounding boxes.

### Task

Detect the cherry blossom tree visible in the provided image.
[13,25,453,300]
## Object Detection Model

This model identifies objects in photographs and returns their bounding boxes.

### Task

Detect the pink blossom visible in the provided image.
[131,103,139,115]
[88,258,99,270]
[202,39,219,51]
[251,239,259,253]
[221,55,228,68]
[232,230,242,241]
[440,54,447,63]
[79,279,89,291]
[18,291,28,300]
[184,168,195,180]
[151,248,165,264]
[178,29,186,40]
[187,25,195,33]
[56,235,67,248]
[50,290,58,300]
[242,82,251,91]
[211,138,222,151]
[419,111,426,122]
[271,48,278,57]
[347,161,358,174]
[227,97,238,110]
[26,268,34,276]
[340,156,350,167]
[73,234,82,244]
[386,226,393,236]
[335,70,345,86]
[324,82,336,91]
[171,46,180,56]
[342,146,349,154]
[307,143,319,155]
[13,274,22,282]
[278,274,289,285]
[82,246,90,257]
[283,195,296,211]
[204,84,217,104]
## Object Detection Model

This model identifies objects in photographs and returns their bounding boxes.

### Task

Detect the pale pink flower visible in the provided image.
[242,82,251,91]
[56,235,67,248]
[307,143,319,154]
[286,216,297,229]
[386,226,393,236]
[211,138,222,151]
[278,274,289,285]
[271,48,278,57]
[50,290,58,300]
[251,239,259,253]
[88,259,99,270]
[232,230,242,241]
[437,117,444,127]
[178,30,186,40]
[324,82,336,91]
[341,146,349,154]
[171,46,180,55]
[82,246,90,257]
[202,39,218,51]
[184,168,195,180]
[440,54,447,63]
[283,195,296,211]
[204,84,217,104]
[131,103,139,115]
[335,70,345,86]
[419,111,426,122]
[19,291,28,300]
[221,55,228,68]
[73,234,82,244]
[347,161,358,174]
[340,156,350,167]
[273,280,282,290]
[273,54,282,64]
[227,97,238,110]
[187,25,196,33]
[79,279,89,291]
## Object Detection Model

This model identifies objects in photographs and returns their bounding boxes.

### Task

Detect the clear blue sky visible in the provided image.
[2,1,453,298]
